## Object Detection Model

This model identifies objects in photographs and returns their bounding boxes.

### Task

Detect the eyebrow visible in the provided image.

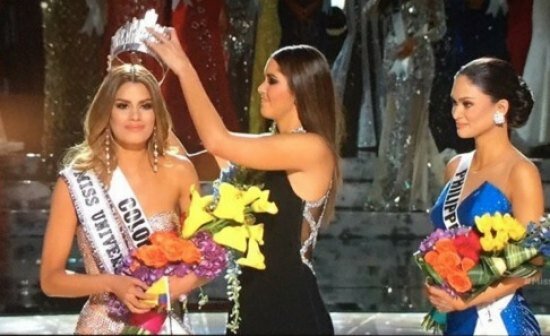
[114,98,152,104]
[450,96,475,101]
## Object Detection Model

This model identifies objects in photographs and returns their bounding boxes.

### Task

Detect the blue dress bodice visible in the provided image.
[431,181,511,230]
[429,180,540,335]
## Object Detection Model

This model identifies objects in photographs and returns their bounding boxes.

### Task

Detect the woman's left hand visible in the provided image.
[426,284,467,313]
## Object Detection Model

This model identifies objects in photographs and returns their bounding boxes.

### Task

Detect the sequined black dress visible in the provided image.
[230,171,333,335]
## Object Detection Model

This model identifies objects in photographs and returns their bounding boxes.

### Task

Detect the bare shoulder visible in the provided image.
[301,132,334,156]
[509,154,541,185]
[51,176,71,201]
[160,153,199,182]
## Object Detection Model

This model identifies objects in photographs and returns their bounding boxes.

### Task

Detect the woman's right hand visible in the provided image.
[146,28,190,77]
[108,275,155,314]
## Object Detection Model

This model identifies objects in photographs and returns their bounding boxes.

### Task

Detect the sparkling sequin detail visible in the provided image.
[300,185,330,273]
[367,0,446,211]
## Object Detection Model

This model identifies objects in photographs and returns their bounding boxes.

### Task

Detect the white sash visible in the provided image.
[61,167,155,273]
[60,167,129,274]
[109,167,153,249]
[474,293,515,335]
[442,152,474,229]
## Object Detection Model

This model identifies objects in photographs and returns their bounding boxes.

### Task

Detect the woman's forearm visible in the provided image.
[463,276,530,309]
[41,271,113,298]
[169,273,210,300]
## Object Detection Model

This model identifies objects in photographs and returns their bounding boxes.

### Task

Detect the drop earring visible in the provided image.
[493,111,505,126]
[105,130,111,175]
[153,127,158,173]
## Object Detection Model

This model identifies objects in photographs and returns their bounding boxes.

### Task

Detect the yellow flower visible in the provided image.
[250,190,278,214]
[475,214,493,234]
[503,214,526,241]
[493,230,509,251]
[492,212,506,232]
[213,226,248,252]
[247,224,265,245]
[182,188,215,238]
[480,234,496,252]
[237,238,266,270]
[213,183,246,223]
[241,186,263,205]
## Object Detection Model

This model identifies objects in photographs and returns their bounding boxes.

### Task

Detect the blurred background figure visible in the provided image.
[163,0,242,179]
[367,0,447,211]
[515,0,550,157]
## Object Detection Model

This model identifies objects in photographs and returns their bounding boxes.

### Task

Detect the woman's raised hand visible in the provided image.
[146,28,190,77]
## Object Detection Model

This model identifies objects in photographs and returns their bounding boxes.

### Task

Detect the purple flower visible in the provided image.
[191,231,228,279]
[419,229,447,253]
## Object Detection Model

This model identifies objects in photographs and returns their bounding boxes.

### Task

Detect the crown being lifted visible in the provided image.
[108,9,170,81]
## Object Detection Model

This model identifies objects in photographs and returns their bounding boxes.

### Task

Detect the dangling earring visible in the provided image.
[493,111,505,126]
[153,127,159,173]
[105,130,111,175]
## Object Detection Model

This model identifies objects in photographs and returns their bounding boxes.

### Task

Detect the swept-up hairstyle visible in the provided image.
[455,57,534,128]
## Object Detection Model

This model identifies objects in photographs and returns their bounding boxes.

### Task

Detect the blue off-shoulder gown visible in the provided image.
[430,181,541,335]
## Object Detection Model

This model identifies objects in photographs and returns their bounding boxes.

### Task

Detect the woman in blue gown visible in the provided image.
[426,57,543,335]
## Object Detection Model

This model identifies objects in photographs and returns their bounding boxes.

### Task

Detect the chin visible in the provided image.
[259,109,271,119]
[456,129,472,139]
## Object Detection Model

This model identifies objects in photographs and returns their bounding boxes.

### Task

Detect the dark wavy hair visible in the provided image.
[455,57,534,128]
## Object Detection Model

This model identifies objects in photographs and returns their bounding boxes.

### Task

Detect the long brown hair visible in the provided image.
[63,64,173,183]
[271,45,345,228]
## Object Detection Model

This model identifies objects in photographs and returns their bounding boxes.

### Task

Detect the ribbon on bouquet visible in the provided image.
[126,276,172,335]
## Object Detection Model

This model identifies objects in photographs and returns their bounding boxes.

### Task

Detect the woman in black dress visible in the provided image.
[148,30,343,335]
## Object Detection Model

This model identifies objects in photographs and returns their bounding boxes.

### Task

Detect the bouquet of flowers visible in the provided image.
[182,163,278,332]
[107,230,227,334]
[415,212,550,333]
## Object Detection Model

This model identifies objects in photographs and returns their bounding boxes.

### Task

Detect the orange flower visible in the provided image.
[149,231,179,246]
[136,245,168,268]
[159,237,202,264]
[433,264,452,279]
[436,250,461,269]
[447,271,472,293]
[435,238,457,253]
[424,251,439,266]
[176,240,202,264]
[461,257,476,272]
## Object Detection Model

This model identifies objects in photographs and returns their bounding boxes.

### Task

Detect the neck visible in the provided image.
[116,146,150,174]
[275,120,303,134]
[473,131,513,169]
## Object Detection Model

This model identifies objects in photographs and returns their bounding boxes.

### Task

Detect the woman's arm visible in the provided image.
[40,178,153,313]
[427,276,530,312]
[509,159,544,225]
[146,30,333,173]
